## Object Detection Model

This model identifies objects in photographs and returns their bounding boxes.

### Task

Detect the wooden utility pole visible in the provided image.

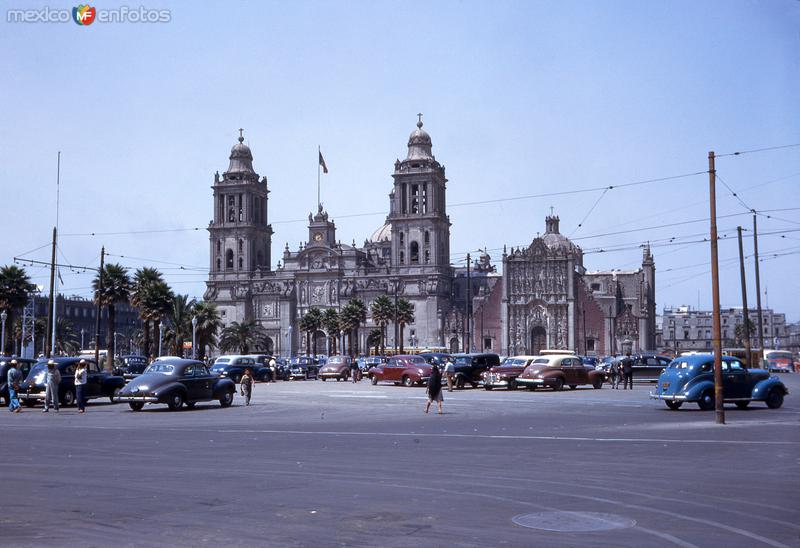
[45,227,57,358]
[737,227,752,366]
[94,247,105,368]
[708,151,725,424]
[466,253,472,353]
[752,214,765,363]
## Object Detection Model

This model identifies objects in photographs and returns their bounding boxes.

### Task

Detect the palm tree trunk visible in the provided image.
[399,324,405,353]
[380,324,386,355]
[107,305,116,371]
[312,333,317,357]
[3,309,14,355]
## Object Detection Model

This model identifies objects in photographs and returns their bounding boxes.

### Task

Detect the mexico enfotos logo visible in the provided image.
[6,5,171,24]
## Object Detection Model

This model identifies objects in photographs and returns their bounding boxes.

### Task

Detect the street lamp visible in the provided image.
[0,310,6,354]
[158,321,164,357]
[340,329,345,357]
[81,328,85,350]
[287,325,293,359]
[191,316,198,360]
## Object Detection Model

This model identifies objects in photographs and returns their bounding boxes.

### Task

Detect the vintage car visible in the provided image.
[594,353,671,382]
[248,354,279,381]
[19,357,126,407]
[288,356,319,380]
[450,353,502,389]
[115,355,149,379]
[419,352,451,367]
[211,355,271,383]
[650,354,789,410]
[516,354,605,390]
[369,355,431,386]
[0,357,37,405]
[319,355,353,381]
[482,355,538,390]
[115,359,236,411]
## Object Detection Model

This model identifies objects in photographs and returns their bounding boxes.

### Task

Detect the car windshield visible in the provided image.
[532,358,549,364]
[328,357,346,364]
[502,358,526,366]
[214,358,231,365]
[144,363,175,374]
[453,357,470,365]
[668,360,694,370]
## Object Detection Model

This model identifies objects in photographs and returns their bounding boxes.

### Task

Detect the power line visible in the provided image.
[716,143,800,158]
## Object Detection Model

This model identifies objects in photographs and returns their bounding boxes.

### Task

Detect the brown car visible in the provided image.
[516,354,604,391]
[319,356,352,381]
[369,355,432,387]
[482,355,538,390]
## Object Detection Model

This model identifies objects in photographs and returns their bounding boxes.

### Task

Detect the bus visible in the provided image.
[722,348,762,369]
[763,350,794,373]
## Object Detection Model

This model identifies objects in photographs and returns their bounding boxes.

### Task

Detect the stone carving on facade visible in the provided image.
[310,283,326,305]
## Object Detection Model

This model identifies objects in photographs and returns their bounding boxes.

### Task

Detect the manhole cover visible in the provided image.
[512,511,636,532]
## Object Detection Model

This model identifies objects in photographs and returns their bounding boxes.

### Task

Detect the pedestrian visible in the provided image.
[350,357,360,383]
[609,359,620,389]
[6,359,22,413]
[621,352,634,390]
[74,359,88,413]
[424,364,444,415]
[43,360,61,413]
[268,356,277,382]
[444,358,455,392]
[240,367,253,406]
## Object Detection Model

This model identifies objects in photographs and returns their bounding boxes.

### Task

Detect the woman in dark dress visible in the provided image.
[424,364,444,415]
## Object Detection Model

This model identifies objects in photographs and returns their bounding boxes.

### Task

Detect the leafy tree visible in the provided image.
[218,320,265,354]
[130,267,164,358]
[734,318,756,347]
[322,308,340,355]
[340,299,367,357]
[367,328,382,355]
[191,301,222,360]
[0,265,35,356]
[370,295,394,355]
[92,263,132,370]
[54,318,80,356]
[395,299,415,353]
[299,307,323,356]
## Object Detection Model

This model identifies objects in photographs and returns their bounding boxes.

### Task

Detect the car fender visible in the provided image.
[751,377,788,400]
[102,376,126,395]
[683,379,714,401]
[587,369,604,382]
[154,382,188,403]
[212,378,236,398]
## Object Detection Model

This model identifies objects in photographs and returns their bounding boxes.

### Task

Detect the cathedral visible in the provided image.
[204,118,656,357]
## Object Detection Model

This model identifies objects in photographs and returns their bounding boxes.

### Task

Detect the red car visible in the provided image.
[369,355,431,387]
[482,355,538,390]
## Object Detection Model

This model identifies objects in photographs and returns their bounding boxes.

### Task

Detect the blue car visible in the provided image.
[650,354,788,410]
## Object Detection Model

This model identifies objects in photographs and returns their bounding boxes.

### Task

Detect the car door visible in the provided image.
[86,361,104,398]
[560,358,576,384]
[181,365,199,400]
[722,360,749,399]
[386,358,403,381]
[193,365,215,401]
[572,358,588,384]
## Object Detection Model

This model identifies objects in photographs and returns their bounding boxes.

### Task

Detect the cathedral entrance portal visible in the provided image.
[262,336,274,355]
[531,326,547,355]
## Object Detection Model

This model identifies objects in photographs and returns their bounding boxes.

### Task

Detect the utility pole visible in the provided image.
[752,214,764,363]
[393,279,399,354]
[708,151,725,424]
[466,253,472,353]
[45,227,57,358]
[94,247,105,368]
[737,227,752,367]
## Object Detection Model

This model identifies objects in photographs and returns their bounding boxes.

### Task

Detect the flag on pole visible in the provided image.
[319,151,328,174]
[57,269,64,285]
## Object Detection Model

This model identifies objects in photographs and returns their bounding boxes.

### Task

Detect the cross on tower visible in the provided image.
[417,113,423,127]
[549,206,554,216]
[238,128,244,142]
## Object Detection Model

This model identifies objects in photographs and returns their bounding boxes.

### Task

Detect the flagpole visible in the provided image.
[51,151,60,356]
[317,145,321,210]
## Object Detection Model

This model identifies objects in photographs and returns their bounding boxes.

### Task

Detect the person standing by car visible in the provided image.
[424,365,444,415]
[268,356,277,382]
[240,368,254,406]
[444,358,455,392]
[74,359,88,413]
[43,360,62,413]
[621,352,634,390]
[350,357,360,383]
[6,359,22,413]
[609,360,620,389]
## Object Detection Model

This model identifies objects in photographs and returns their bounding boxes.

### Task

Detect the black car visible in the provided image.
[288,356,318,380]
[0,357,37,405]
[419,352,451,367]
[248,354,278,382]
[19,357,126,407]
[211,355,272,383]
[451,353,502,389]
[115,355,149,380]
[115,359,236,411]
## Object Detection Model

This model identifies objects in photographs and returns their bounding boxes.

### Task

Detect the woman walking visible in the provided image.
[74,359,88,413]
[424,364,444,415]
[240,368,254,406]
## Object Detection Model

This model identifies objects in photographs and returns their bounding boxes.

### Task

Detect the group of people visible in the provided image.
[607,352,634,390]
[6,358,89,413]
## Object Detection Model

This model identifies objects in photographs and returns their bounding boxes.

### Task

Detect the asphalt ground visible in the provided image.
[1,374,798,548]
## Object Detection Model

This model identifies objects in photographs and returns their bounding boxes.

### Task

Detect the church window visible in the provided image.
[587,339,595,351]
[399,251,405,265]
[422,184,428,214]
[216,258,221,271]
[228,196,235,206]
[399,232,404,246]
[216,240,221,254]
[228,208,235,222]
[424,250,430,264]
[238,239,244,253]
[239,207,243,222]
[591,283,600,291]
[225,249,234,270]
[410,241,419,264]
[424,231,430,245]
[411,184,419,214]
[401,184,408,214]
[238,257,243,269]
[218,196,224,221]
[257,250,264,267]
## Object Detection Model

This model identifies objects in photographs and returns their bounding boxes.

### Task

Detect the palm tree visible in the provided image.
[0,265,36,356]
[340,299,367,358]
[165,294,196,357]
[142,280,173,358]
[367,329,382,355]
[130,267,164,358]
[299,308,323,356]
[370,295,394,355]
[218,320,265,354]
[395,299,415,353]
[192,301,222,360]
[92,263,131,369]
[54,318,80,356]
[322,308,340,354]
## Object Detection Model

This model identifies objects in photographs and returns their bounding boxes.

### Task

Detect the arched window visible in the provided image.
[225,249,234,270]
[228,208,235,222]
[256,250,264,267]
[399,251,405,265]
[424,250,430,264]
[216,240,221,254]
[424,231,430,245]
[216,258,221,271]
[238,257,243,269]
[238,239,244,253]
[410,241,419,264]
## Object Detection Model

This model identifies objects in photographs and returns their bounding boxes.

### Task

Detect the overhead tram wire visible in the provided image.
[569,188,609,238]
[715,143,800,158]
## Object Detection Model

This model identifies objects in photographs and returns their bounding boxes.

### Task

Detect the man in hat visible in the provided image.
[43,359,61,413]
[74,359,88,413]
[6,359,22,413]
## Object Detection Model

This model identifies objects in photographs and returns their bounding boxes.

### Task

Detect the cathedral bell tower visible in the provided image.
[387,115,451,272]
[208,129,273,284]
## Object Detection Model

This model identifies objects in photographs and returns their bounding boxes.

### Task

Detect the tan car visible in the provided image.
[515,354,604,391]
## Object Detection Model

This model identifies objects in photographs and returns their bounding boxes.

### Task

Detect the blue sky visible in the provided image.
[1,0,798,320]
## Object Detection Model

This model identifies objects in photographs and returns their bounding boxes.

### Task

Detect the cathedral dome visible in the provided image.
[369,222,392,243]
[539,215,579,253]
[406,116,433,161]
[226,130,255,174]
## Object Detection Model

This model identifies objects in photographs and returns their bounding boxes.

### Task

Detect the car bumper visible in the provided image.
[319,372,345,379]
[484,378,512,387]
[18,392,46,401]
[649,392,688,401]
[515,378,547,386]
[114,395,159,403]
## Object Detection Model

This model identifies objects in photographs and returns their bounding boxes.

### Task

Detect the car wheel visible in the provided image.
[697,389,715,411]
[552,378,564,391]
[484,385,493,391]
[62,389,75,407]
[734,401,749,409]
[665,400,682,410]
[167,392,184,410]
[766,389,784,409]
[508,379,517,391]
[371,375,378,386]
[129,402,144,412]
[456,377,465,390]
[110,386,122,403]
[592,378,603,389]
[402,376,414,387]
[569,385,577,390]
[219,390,234,408]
